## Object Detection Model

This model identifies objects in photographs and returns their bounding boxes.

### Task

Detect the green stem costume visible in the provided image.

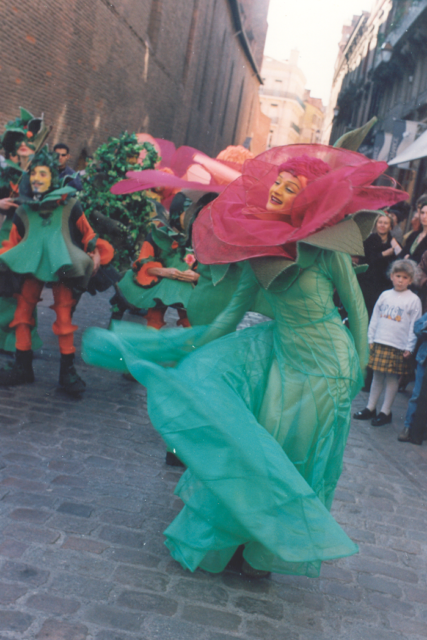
[83,215,370,576]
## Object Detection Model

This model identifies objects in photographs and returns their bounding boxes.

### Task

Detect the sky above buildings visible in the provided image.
[264,0,372,105]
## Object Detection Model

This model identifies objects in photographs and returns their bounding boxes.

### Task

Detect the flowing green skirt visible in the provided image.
[83,319,358,576]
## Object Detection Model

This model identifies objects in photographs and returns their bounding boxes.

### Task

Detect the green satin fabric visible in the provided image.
[0,217,13,246]
[82,247,367,575]
[0,296,42,352]
[0,205,72,282]
[117,249,194,309]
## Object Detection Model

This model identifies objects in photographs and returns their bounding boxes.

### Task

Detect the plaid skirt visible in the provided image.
[368,342,414,376]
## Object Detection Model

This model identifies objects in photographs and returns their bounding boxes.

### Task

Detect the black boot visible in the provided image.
[0,349,34,385]
[59,353,86,396]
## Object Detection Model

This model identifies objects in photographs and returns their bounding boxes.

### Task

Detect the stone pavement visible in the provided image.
[0,289,426,640]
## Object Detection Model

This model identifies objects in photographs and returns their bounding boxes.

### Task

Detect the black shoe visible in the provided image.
[398,428,411,442]
[371,412,392,427]
[0,349,34,386]
[353,407,376,420]
[165,451,185,467]
[241,559,271,579]
[59,354,86,396]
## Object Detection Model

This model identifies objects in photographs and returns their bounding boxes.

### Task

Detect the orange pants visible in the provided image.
[145,307,191,329]
[10,276,78,354]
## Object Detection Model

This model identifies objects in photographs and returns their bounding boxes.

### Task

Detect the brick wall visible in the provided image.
[0,0,269,167]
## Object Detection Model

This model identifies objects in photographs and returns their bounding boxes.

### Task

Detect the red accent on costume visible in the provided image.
[50,283,78,354]
[192,145,409,265]
[145,307,166,329]
[133,241,163,286]
[75,214,115,265]
[0,223,22,252]
[176,308,191,328]
[11,277,43,351]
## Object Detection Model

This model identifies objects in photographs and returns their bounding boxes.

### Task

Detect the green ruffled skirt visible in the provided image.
[83,319,358,576]
[117,269,194,309]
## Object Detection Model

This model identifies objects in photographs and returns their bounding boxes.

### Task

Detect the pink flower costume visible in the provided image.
[83,145,407,576]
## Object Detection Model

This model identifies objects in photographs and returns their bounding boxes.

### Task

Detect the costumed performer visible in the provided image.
[0,108,49,352]
[112,192,199,328]
[82,144,407,577]
[0,147,113,395]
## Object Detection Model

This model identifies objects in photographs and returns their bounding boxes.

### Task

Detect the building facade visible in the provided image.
[299,91,324,144]
[259,52,324,149]
[326,0,427,201]
[0,0,270,166]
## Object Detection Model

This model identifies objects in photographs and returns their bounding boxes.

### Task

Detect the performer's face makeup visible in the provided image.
[30,166,52,193]
[266,171,303,213]
[17,141,35,157]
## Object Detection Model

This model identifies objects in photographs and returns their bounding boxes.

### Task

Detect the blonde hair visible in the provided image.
[388,259,417,280]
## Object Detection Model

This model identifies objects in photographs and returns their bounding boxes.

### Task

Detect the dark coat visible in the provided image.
[358,232,395,317]
[405,231,427,263]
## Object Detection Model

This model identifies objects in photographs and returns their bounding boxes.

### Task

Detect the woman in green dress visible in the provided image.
[83,145,407,577]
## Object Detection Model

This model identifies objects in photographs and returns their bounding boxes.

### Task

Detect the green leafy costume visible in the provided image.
[117,224,195,310]
[79,133,160,272]
[83,214,370,576]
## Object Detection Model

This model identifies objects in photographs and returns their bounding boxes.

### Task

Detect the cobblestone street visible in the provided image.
[0,289,426,640]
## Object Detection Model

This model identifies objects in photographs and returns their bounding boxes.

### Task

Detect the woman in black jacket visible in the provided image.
[359,213,402,317]
[404,203,427,263]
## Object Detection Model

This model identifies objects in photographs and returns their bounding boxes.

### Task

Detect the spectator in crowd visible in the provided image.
[398,312,427,443]
[403,195,426,252]
[405,355,427,445]
[53,143,83,191]
[404,201,427,263]
[358,213,402,318]
[416,249,427,313]
[388,208,405,245]
[354,259,421,427]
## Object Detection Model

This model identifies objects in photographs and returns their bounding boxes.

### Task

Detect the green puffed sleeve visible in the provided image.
[322,250,369,370]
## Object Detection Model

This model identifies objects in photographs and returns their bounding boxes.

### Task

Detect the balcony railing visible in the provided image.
[259,87,306,108]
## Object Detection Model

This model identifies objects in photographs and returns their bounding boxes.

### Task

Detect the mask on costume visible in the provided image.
[1,108,47,156]
[30,166,52,195]
[28,146,61,199]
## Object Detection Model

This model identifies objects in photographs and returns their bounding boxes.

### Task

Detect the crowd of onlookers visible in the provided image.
[354,197,427,445]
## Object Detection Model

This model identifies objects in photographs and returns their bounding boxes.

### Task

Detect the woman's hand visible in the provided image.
[403,350,411,359]
[88,247,101,275]
[0,198,18,211]
[176,269,199,282]
[381,247,394,257]
[147,267,199,282]
[390,238,402,255]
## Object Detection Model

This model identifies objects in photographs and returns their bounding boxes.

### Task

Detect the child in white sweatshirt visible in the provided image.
[354,259,422,426]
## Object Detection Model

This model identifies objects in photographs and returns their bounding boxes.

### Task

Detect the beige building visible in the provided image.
[300,91,324,144]
[259,51,324,148]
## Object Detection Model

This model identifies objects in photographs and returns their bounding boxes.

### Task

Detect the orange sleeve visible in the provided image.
[75,214,114,265]
[0,223,22,253]
[133,240,163,286]
[95,238,114,265]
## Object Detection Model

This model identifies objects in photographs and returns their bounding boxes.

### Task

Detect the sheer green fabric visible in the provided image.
[82,247,367,575]
[187,262,273,325]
